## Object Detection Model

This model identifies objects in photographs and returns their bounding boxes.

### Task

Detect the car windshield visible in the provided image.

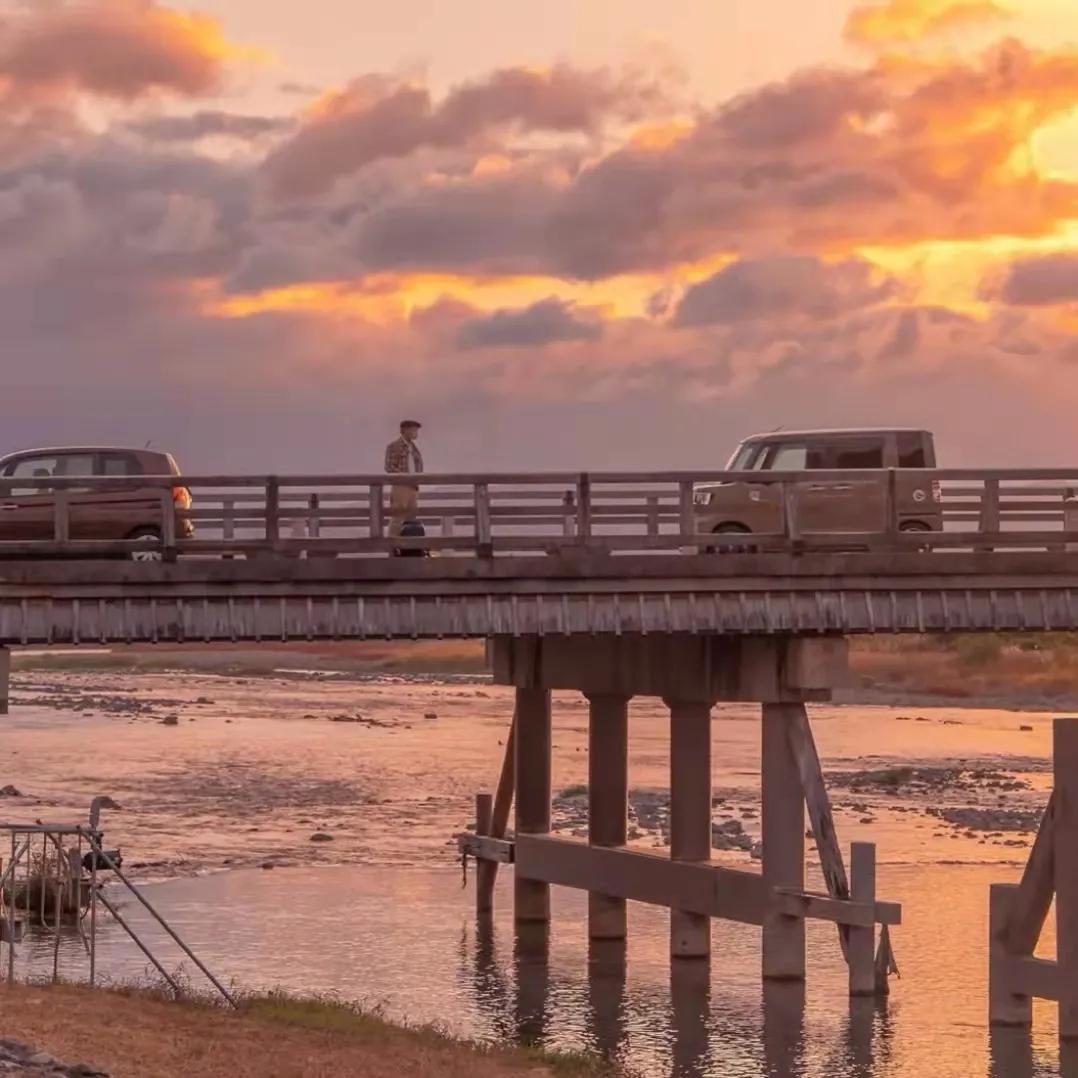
[726,444,762,470]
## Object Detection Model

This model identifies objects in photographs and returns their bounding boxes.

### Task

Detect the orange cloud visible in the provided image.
[846,0,1010,46]
[0,0,242,100]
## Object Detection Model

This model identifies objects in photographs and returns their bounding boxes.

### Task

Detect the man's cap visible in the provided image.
[400,419,422,429]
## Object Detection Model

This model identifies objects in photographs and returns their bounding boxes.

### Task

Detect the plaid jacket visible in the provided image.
[385,437,423,475]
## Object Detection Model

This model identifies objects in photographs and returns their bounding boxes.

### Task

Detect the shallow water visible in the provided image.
[0,670,1069,1076]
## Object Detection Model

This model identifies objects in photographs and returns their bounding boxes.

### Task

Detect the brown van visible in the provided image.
[693,428,942,542]
[0,447,193,559]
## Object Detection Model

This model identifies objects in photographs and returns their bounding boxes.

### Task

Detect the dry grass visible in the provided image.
[0,983,616,1078]
[849,633,1078,705]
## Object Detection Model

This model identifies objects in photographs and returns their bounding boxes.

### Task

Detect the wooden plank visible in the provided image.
[1055,719,1078,1037]
[848,842,877,995]
[457,832,514,864]
[1003,790,1055,954]
[772,889,901,927]
[514,688,551,923]
[514,835,766,924]
[762,703,805,980]
[785,703,850,956]
[1004,954,1060,1002]
[991,883,1033,1026]
[588,693,629,940]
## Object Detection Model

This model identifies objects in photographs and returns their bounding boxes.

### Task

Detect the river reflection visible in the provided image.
[6,863,1071,1077]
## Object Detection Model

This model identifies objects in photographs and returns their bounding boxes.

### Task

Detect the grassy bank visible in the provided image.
[0,983,617,1078]
[848,633,1078,708]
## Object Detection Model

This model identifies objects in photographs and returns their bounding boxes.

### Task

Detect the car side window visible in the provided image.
[99,453,141,476]
[832,440,885,469]
[769,445,808,470]
[896,433,927,468]
[7,456,61,495]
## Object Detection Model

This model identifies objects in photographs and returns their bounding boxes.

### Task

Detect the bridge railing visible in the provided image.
[1,469,1078,559]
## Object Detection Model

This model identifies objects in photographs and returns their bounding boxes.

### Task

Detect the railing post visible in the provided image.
[884,469,898,540]
[308,493,321,540]
[1065,489,1078,553]
[563,491,576,539]
[53,490,70,544]
[369,483,384,540]
[647,495,660,538]
[442,513,455,539]
[781,482,800,545]
[978,477,1000,552]
[265,477,280,547]
[678,480,694,546]
[159,489,176,557]
[475,482,493,558]
[222,496,235,559]
[577,474,592,542]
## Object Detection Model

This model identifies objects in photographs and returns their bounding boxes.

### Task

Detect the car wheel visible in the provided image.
[899,521,932,553]
[708,523,753,554]
[127,527,164,562]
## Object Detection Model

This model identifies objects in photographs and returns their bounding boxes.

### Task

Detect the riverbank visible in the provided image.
[0,983,613,1078]
[12,634,1078,710]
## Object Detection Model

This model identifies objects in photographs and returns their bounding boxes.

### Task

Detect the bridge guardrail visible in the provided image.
[1,469,1077,560]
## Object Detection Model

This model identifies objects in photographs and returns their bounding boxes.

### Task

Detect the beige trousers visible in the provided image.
[388,484,418,537]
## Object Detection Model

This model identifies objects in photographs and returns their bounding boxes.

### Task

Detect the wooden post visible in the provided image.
[478,716,516,913]
[0,646,9,716]
[990,883,1032,1027]
[588,693,629,940]
[577,475,592,541]
[667,699,712,958]
[979,477,1000,552]
[476,483,493,558]
[53,490,70,543]
[670,951,710,1076]
[515,688,552,923]
[762,703,805,980]
[159,490,176,556]
[588,938,627,1059]
[1055,718,1078,1038]
[369,483,385,540]
[475,793,494,915]
[265,478,280,545]
[307,494,321,540]
[678,480,694,547]
[849,842,876,996]
[1065,491,1078,553]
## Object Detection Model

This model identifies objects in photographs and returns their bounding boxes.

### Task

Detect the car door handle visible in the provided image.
[804,483,854,493]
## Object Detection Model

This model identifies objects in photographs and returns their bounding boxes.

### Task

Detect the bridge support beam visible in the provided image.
[762,703,806,980]
[668,699,713,959]
[514,687,552,924]
[587,693,629,940]
[0,646,8,715]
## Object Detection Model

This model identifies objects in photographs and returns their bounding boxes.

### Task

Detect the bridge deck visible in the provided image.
[3,551,1078,643]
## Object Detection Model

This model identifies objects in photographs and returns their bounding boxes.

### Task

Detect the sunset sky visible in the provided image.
[3,0,1078,470]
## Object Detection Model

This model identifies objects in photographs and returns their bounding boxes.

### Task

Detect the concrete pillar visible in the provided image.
[587,693,629,940]
[1056,719,1078,1038]
[514,687,552,923]
[761,702,805,980]
[0,647,9,716]
[667,699,712,958]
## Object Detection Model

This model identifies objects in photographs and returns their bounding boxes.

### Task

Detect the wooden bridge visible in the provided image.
[2,467,1078,645]
[4,466,1078,1021]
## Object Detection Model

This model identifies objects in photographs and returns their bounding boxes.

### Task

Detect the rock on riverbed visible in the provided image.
[0,1040,107,1076]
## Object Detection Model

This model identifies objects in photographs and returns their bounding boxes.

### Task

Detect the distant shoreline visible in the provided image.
[11,635,1078,713]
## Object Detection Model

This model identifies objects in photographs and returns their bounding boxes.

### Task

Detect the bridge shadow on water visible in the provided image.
[459,914,1072,1078]
[461,915,903,1078]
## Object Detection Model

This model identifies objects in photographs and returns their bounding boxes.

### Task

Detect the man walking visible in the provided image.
[385,419,424,537]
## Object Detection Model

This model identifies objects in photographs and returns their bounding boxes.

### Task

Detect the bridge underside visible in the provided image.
[3,552,1078,645]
